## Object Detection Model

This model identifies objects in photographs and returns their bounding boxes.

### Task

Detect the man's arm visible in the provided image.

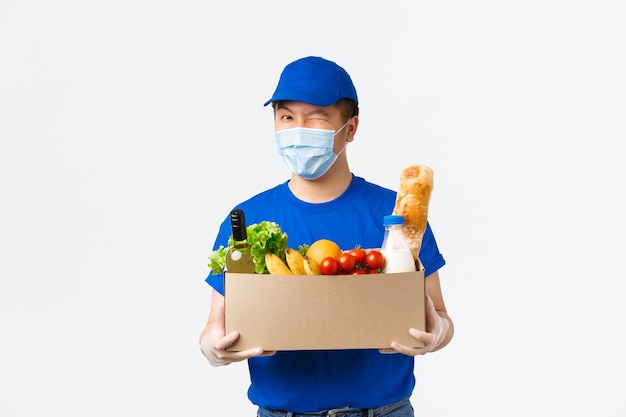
[199,289,274,366]
[380,270,454,355]
[424,271,454,351]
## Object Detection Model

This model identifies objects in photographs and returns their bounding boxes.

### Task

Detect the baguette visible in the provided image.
[392,164,434,263]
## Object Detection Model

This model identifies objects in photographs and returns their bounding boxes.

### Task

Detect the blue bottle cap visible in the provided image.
[383,215,404,226]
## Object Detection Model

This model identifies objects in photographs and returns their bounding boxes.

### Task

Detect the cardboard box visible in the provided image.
[224,269,425,351]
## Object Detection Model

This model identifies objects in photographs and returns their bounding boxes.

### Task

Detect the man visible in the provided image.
[200,56,453,416]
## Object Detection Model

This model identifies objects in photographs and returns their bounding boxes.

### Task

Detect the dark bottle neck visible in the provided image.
[230,209,248,243]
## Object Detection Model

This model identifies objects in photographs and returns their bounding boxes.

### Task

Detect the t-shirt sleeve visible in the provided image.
[419,222,446,277]
[205,271,225,296]
[204,214,232,296]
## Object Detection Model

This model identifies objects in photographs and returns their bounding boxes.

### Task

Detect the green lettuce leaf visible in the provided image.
[207,221,288,275]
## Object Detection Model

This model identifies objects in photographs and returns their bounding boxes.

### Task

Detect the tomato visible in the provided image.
[351,269,367,275]
[336,252,357,273]
[347,248,367,264]
[365,250,384,270]
[320,256,339,275]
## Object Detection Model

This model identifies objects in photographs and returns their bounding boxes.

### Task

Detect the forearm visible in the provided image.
[431,310,454,352]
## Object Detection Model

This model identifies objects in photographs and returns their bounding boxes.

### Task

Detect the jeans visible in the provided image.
[256,397,414,417]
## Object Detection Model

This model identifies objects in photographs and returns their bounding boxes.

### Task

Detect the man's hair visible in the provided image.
[272,99,359,123]
[335,98,360,121]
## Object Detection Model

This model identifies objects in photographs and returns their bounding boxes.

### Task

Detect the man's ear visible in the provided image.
[346,116,359,142]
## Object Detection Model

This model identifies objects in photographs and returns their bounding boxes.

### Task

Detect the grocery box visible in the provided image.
[224,269,425,351]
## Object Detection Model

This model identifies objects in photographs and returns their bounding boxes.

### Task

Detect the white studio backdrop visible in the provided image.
[1,1,625,416]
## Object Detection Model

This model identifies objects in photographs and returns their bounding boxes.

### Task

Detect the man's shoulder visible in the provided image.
[240,182,288,203]
[351,175,396,197]
[228,182,291,220]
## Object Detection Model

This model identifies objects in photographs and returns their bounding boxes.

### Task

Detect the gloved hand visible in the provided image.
[380,295,450,356]
[200,300,275,366]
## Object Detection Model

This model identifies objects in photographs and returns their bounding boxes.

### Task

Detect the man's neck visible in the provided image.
[287,165,353,203]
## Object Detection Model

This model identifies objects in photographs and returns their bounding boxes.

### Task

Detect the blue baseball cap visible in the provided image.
[263,56,358,107]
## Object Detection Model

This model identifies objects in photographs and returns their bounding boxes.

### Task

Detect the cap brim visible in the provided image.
[263,89,344,107]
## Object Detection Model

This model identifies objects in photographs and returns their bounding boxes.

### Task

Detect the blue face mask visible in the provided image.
[275,121,349,180]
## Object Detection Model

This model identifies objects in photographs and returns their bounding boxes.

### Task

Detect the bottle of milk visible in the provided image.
[380,215,417,273]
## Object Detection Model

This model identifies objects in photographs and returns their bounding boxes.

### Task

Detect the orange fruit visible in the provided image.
[305,239,342,265]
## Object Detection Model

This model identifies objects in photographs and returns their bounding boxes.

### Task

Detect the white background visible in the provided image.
[1,1,625,415]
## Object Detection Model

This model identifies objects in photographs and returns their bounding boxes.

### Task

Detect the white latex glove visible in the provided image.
[380,295,450,356]
[199,301,274,366]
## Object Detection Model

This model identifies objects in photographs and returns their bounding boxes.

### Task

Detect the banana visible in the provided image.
[285,248,307,275]
[303,255,321,275]
[265,252,293,275]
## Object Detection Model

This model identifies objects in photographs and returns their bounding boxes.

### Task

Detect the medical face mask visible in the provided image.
[275,121,349,180]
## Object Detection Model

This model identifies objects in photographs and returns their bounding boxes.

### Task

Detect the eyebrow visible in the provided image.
[276,102,332,118]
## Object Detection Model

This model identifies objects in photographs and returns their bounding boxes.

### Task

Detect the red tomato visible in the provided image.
[347,248,367,264]
[365,250,384,270]
[320,257,339,275]
[351,269,367,275]
[336,252,357,273]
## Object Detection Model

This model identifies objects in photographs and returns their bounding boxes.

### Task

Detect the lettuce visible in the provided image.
[207,221,288,275]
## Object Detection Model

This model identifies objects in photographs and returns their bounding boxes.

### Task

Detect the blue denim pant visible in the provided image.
[256,397,414,417]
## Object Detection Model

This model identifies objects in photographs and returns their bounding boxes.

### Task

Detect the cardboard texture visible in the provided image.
[224,270,425,351]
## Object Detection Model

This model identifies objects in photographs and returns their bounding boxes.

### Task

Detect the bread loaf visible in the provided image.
[392,164,434,263]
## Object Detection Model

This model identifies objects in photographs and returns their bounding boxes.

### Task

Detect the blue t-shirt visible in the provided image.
[205,175,445,412]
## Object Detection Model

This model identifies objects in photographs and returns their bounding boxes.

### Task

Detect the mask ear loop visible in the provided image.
[334,119,350,136]
[333,118,353,156]
[335,141,348,157]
